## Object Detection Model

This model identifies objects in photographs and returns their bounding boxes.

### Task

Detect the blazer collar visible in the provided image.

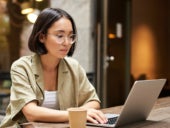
[32,54,44,90]
[31,54,69,91]
[58,58,69,90]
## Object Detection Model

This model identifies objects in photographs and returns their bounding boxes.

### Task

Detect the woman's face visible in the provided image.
[42,17,74,59]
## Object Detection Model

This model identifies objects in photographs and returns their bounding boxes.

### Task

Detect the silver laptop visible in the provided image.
[87,79,166,127]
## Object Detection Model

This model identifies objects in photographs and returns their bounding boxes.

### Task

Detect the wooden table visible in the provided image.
[21,96,170,128]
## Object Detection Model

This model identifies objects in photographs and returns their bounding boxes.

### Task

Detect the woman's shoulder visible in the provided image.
[63,57,79,66]
[11,54,35,68]
[62,57,86,73]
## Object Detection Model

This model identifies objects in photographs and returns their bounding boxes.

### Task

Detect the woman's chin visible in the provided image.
[59,54,67,58]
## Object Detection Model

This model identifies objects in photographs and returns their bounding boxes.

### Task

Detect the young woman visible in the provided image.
[0,8,107,127]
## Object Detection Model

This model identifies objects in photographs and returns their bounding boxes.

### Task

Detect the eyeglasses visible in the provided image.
[47,33,77,45]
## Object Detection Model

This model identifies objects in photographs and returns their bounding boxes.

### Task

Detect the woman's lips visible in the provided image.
[60,49,68,54]
[60,49,68,51]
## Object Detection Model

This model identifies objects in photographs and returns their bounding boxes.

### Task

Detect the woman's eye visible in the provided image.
[56,35,64,38]
[70,35,75,39]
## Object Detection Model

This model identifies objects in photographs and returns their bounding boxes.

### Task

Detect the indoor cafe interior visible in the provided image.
[0,0,170,126]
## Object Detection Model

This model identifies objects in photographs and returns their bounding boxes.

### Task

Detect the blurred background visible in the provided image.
[0,0,169,116]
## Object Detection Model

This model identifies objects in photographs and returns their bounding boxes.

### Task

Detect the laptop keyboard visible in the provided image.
[106,116,118,124]
[86,114,119,127]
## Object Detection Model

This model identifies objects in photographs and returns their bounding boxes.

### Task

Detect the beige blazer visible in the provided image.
[0,54,100,128]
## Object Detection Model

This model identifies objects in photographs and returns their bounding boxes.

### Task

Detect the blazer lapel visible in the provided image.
[32,54,44,91]
[58,58,69,91]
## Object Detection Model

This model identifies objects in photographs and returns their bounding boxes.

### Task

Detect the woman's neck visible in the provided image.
[40,54,61,71]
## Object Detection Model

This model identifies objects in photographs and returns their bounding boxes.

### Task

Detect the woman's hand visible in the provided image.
[86,108,108,124]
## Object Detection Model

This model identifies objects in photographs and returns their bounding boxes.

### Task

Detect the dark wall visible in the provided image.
[131,0,170,96]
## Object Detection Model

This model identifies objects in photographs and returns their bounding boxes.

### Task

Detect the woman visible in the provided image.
[0,8,107,127]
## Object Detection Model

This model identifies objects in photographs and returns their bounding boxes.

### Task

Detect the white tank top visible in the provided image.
[41,91,58,109]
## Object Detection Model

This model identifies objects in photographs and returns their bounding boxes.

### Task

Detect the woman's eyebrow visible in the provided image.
[53,30,74,34]
[53,30,64,33]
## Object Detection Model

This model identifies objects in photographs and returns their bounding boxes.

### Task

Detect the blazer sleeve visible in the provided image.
[77,63,101,106]
[9,61,37,121]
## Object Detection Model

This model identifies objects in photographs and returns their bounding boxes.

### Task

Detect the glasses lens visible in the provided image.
[47,33,77,44]
[56,35,64,44]
[70,34,77,44]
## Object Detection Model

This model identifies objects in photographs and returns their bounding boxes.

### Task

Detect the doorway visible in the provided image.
[96,0,131,108]
[106,0,131,107]
[96,0,170,108]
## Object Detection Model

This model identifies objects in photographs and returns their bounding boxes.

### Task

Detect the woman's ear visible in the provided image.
[39,33,45,43]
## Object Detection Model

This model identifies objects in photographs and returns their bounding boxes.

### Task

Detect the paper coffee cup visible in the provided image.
[68,107,87,128]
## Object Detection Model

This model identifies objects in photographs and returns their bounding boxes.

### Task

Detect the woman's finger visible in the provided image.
[87,109,107,124]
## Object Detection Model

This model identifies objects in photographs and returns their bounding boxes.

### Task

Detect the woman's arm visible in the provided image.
[81,100,100,109]
[23,100,107,124]
[22,100,68,122]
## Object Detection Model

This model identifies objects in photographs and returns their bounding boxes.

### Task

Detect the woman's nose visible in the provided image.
[62,37,71,45]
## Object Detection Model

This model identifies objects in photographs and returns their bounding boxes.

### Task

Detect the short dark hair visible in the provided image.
[28,8,77,56]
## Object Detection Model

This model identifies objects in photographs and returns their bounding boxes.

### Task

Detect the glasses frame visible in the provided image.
[47,33,77,45]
